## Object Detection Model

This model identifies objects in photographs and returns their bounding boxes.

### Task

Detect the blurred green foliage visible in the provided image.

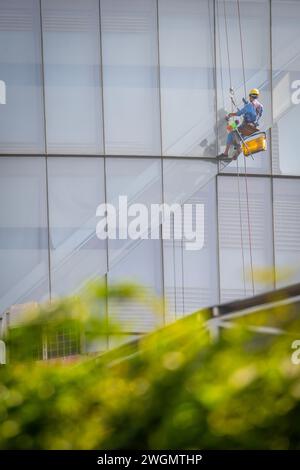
[0,281,300,449]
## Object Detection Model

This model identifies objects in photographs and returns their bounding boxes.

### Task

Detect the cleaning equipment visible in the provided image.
[241,131,267,157]
[226,117,238,133]
[225,114,267,158]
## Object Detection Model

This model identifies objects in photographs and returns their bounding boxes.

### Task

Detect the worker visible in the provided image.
[217,88,263,160]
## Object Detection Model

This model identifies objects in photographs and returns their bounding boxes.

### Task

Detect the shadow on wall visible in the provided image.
[199,108,228,157]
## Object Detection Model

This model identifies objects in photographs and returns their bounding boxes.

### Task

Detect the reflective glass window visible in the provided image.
[272,0,300,175]
[0,157,49,314]
[216,0,271,174]
[0,0,45,153]
[47,157,107,296]
[42,0,103,154]
[218,175,274,301]
[273,178,300,287]
[106,158,163,332]
[159,0,215,157]
[163,159,219,316]
[101,0,161,155]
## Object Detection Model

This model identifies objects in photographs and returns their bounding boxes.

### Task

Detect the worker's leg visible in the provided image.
[232,131,242,159]
[217,131,234,158]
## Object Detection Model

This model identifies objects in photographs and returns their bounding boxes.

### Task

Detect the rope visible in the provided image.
[221,0,246,296]
[236,0,255,295]
[221,0,254,296]
[241,153,255,294]
[222,0,233,107]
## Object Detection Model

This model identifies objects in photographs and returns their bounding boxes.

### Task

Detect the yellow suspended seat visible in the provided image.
[241,132,267,157]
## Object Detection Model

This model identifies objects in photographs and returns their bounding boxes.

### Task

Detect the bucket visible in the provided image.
[242,133,267,156]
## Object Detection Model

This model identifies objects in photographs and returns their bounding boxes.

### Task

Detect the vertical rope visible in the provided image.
[216,0,226,167]
[236,0,255,295]
[221,0,247,296]
[243,158,255,295]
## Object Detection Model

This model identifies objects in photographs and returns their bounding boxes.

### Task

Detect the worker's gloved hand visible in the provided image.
[225,115,230,121]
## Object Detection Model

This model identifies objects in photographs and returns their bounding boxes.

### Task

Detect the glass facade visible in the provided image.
[101,0,161,155]
[1,1,299,344]
[47,157,107,297]
[217,0,272,175]
[0,157,49,314]
[273,178,300,287]
[159,0,215,157]
[106,157,163,332]
[42,0,104,154]
[272,0,300,175]
[163,159,218,316]
[0,0,45,153]
[218,175,274,301]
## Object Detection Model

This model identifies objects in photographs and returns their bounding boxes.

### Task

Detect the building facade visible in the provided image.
[0,0,300,348]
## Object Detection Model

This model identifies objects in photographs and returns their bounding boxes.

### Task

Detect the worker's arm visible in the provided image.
[226,104,247,120]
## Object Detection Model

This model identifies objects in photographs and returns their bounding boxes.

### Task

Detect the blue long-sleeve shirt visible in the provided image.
[236,99,263,125]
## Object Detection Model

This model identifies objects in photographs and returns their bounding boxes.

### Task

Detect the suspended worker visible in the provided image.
[217,88,263,160]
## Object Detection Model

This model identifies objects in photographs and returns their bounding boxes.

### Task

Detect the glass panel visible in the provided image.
[218,175,274,302]
[183,179,219,312]
[47,157,107,297]
[101,0,161,155]
[216,0,271,174]
[0,157,49,314]
[163,160,219,317]
[164,161,218,318]
[108,239,163,332]
[163,158,217,206]
[272,0,300,175]
[106,158,163,332]
[0,0,45,153]
[42,0,103,154]
[106,157,162,266]
[159,0,215,157]
[273,178,300,287]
